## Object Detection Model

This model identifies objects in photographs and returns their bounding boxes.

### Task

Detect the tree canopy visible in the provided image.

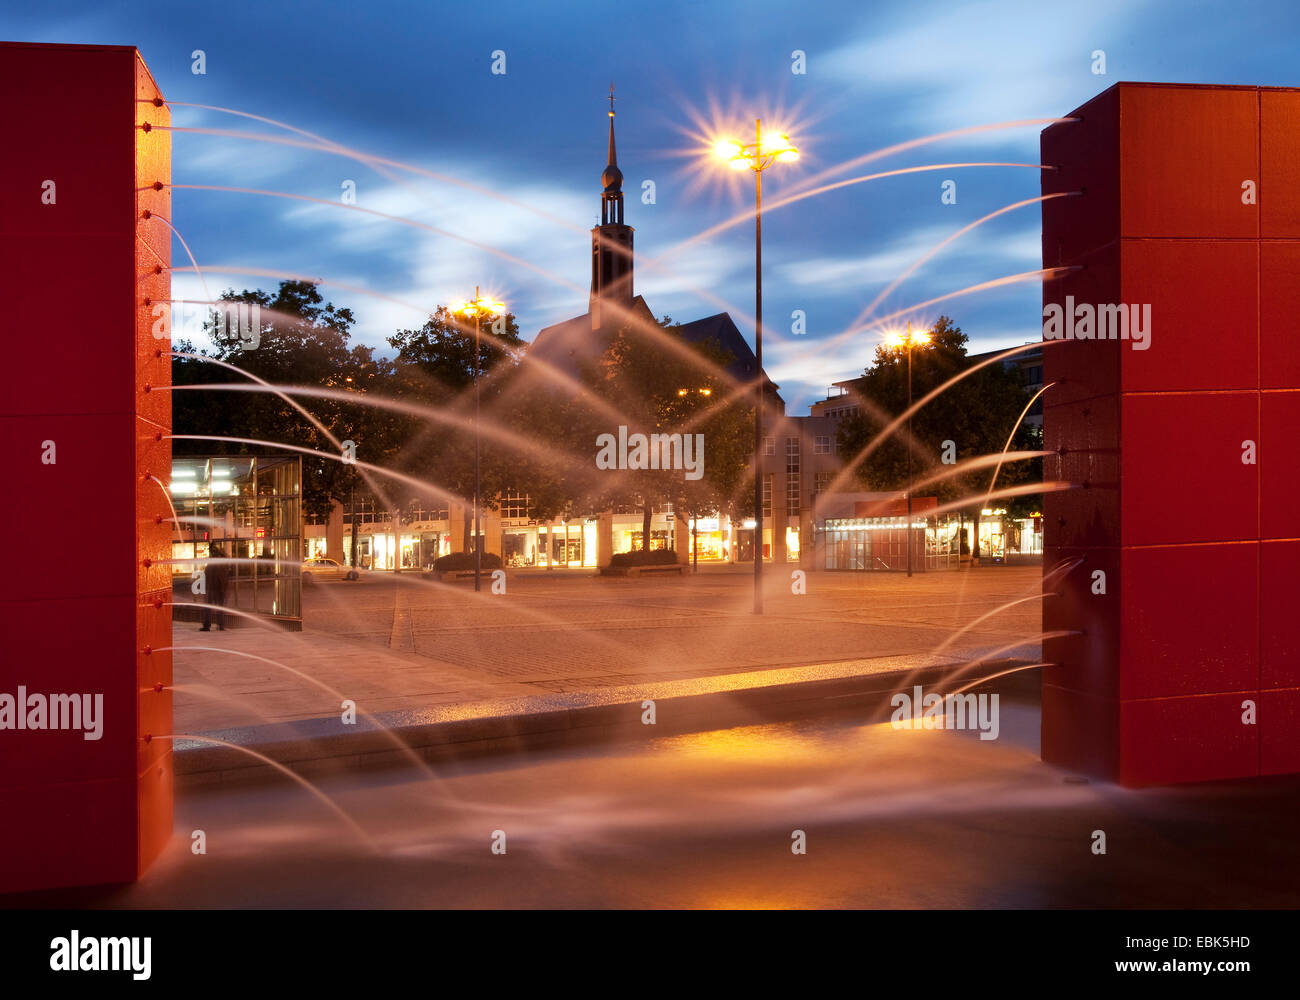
[835,315,1042,520]
[573,316,754,549]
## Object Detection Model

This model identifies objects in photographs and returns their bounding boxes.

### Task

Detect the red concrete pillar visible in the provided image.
[0,42,172,891]
[1040,83,1300,786]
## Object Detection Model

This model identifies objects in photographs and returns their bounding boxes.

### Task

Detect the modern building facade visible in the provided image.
[810,358,1044,564]
[168,455,303,627]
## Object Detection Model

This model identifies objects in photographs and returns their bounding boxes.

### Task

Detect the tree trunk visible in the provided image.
[642,501,653,552]
[972,509,981,566]
[462,505,472,554]
[350,491,359,568]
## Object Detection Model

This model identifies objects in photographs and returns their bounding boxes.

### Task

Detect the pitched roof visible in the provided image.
[522,299,783,408]
[525,295,657,380]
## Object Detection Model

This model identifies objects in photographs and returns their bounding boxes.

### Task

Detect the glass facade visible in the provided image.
[823,514,961,571]
[169,455,302,622]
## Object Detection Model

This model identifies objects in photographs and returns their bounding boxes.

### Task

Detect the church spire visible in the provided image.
[600,84,624,224]
[590,85,634,325]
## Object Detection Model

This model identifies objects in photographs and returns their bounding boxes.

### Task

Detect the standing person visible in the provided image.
[200,542,231,632]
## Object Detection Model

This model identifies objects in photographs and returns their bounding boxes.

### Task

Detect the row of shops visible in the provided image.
[163,458,1042,591]
[304,510,803,571]
[302,501,1041,572]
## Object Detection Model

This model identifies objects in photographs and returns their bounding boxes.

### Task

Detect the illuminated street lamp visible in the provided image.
[713,121,799,615]
[454,288,507,592]
[885,321,932,577]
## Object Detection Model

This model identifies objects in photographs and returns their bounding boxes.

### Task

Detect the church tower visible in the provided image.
[590,87,634,329]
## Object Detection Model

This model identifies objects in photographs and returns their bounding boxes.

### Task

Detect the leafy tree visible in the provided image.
[388,306,526,551]
[578,316,754,552]
[835,315,1041,556]
[171,280,397,520]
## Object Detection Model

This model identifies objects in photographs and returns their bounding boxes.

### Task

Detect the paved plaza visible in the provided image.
[172,564,1046,735]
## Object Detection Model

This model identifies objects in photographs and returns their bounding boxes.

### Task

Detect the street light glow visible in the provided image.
[456,294,507,318]
[713,139,742,160]
[886,326,932,349]
[711,128,799,174]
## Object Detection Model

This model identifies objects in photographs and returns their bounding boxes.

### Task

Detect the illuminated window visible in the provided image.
[500,492,532,519]
[786,438,800,515]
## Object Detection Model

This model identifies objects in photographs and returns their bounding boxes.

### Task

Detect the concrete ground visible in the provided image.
[171,564,1047,734]
[18,686,1300,909]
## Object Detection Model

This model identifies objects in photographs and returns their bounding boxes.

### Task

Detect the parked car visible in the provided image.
[301,557,359,582]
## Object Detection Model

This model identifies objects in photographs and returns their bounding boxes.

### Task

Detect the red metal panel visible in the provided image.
[1119,542,1258,700]
[1119,693,1259,787]
[0,42,171,894]
[1261,243,1300,389]
[1260,90,1300,238]
[1261,540,1300,690]
[1260,688,1300,776]
[133,48,173,884]
[1041,683,1118,780]
[1042,545,1120,699]
[0,779,138,894]
[1119,85,1259,240]
[1120,392,1258,547]
[1042,395,1120,549]
[1120,240,1257,393]
[1260,390,1300,540]
[1043,82,1298,786]
[0,237,134,417]
[0,414,136,603]
[1040,85,1119,265]
[0,594,137,787]
[1041,242,1121,407]
[0,45,134,239]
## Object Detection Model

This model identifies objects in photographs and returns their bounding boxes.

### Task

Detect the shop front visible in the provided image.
[169,455,302,625]
[685,515,730,562]
[338,524,450,571]
[815,493,958,572]
[530,519,598,568]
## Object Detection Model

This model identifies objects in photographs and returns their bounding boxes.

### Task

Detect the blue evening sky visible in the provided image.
[6,1,1298,410]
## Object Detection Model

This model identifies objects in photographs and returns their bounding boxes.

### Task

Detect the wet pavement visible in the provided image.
[16,688,1300,909]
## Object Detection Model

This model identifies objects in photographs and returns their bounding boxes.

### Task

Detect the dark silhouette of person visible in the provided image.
[200,542,231,632]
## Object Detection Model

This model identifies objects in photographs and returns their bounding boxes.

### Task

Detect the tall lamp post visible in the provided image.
[886,321,931,577]
[713,122,798,615]
[454,289,506,592]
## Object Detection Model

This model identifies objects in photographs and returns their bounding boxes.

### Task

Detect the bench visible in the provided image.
[428,569,499,582]
[599,564,685,578]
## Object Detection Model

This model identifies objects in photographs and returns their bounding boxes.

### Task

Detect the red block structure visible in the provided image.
[0,42,173,892]
[1041,82,1300,786]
